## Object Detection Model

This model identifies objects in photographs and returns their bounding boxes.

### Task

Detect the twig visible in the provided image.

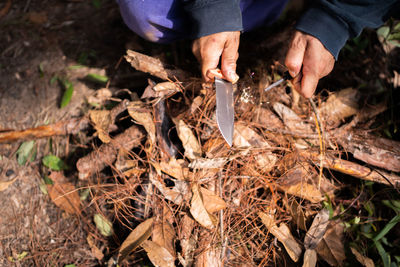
[218,171,227,260]
[309,98,326,190]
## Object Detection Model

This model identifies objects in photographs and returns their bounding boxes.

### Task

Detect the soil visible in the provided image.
[0,0,399,266]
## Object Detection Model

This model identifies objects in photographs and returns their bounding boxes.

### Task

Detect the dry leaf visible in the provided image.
[188,158,227,169]
[118,217,154,263]
[153,81,179,92]
[318,88,360,128]
[316,221,346,266]
[152,218,176,257]
[27,11,48,24]
[127,101,156,145]
[179,215,196,267]
[0,178,17,192]
[303,249,317,267]
[190,184,216,229]
[284,198,307,231]
[175,119,202,160]
[273,102,314,133]
[141,80,179,99]
[195,247,222,267]
[190,96,203,114]
[200,187,227,213]
[89,110,112,143]
[87,235,104,261]
[350,247,374,267]
[258,211,302,262]
[152,158,189,180]
[87,88,112,106]
[47,172,81,215]
[304,209,330,249]
[141,240,175,267]
[277,164,336,203]
[149,169,189,205]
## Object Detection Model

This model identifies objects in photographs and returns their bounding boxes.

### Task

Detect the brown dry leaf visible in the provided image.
[303,249,317,267]
[190,96,203,114]
[316,221,346,266]
[190,184,216,229]
[350,247,374,267]
[188,157,227,169]
[152,218,176,257]
[127,101,156,145]
[153,81,179,92]
[203,137,229,158]
[258,211,302,262]
[0,178,17,192]
[149,169,189,205]
[87,235,104,261]
[141,80,179,99]
[47,180,81,215]
[175,119,202,160]
[273,102,314,133]
[89,110,112,143]
[118,217,154,263]
[200,187,227,213]
[319,88,360,128]
[27,11,48,24]
[304,209,330,249]
[195,247,222,267]
[233,123,277,171]
[284,198,307,231]
[152,158,189,180]
[179,215,196,267]
[87,88,112,106]
[277,164,336,203]
[141,240,175,267]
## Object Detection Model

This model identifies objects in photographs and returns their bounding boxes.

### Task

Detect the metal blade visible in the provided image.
[215,77,234,147]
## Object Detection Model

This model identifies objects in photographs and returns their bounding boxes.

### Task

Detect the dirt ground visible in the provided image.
[0,0,399,266]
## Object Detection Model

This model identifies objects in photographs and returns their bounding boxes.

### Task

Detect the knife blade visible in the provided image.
[215,77,234,147]
[264,71,291,92]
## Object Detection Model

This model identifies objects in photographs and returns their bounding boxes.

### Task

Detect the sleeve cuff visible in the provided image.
[184,0,243,38]
[296,6,350,60]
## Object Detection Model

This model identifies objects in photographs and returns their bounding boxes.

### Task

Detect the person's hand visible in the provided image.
[285,31,335,98]
[192,31,240,83]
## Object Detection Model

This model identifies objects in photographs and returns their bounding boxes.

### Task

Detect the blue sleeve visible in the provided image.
[181,0,243,38]
[296,0,399,59]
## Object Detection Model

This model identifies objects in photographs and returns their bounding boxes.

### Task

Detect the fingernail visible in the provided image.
[229,72,239,83]
[289,71,297,78]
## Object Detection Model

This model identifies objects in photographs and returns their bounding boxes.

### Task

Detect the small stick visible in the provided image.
[218,171,227,260]
[309,98,325,190]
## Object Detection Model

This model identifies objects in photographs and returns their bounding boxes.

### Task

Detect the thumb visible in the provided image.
[285,31,306,78]
[221,32,240,83]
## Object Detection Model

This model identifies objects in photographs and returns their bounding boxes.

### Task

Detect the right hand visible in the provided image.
[192,31,240,83]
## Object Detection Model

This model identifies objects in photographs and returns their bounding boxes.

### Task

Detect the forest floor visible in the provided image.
[0,0,399,266]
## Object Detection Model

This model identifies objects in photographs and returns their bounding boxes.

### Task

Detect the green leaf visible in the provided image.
[16,141,36,165]
[373,214,400,242]
[42,155,68,171]
[50,76,58,85]
[85,73,108,84]
[382,200,400,213]
[38,63,44,78]
[375,241,391,267]
[94,213,113,237]
[68,64,85,70]
[377,26,390,38]
[17,251,28,261]
[60,79,74,108]
[65,265,76,267]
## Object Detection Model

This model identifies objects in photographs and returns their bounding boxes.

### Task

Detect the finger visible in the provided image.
[206,68,224,81]
[285,31,307,78]
[221,33,240,83]
[201,44,223,83]
[300,72,319,98]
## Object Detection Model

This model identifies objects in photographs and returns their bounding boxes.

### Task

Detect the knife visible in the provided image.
[215,77,234,147]
[264,71,292,92]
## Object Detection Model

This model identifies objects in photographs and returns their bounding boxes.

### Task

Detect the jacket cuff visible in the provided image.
[296,6,350,60]
[184,0,243,38]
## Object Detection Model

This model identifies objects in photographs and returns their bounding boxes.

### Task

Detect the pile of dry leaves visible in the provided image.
[1,49,399,266]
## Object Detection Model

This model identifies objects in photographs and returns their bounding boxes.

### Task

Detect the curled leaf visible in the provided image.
[190,184,216,229]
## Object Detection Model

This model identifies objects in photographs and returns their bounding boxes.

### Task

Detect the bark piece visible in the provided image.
[76,125,145,179]
[125,49,189,81]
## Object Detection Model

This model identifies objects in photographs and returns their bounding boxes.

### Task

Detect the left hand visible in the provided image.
[285,31,335,98]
